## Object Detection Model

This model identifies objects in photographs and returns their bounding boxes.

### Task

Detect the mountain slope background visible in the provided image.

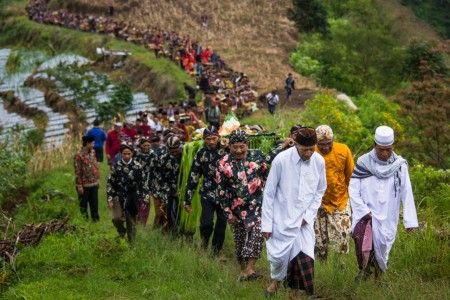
[54,0,441,93]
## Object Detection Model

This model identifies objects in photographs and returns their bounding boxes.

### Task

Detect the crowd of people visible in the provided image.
[26,0,261,119]
[74,121,419,298]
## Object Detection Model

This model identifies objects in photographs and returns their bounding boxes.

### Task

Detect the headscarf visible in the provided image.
[229,129,248,144]
[120,141,134,152]
[203,125,219,137]
[82,135,94,146]
[167,136,181,149]
[315,125,333,141]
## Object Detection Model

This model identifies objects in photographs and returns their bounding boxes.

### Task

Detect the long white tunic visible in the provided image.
[262,148,327,280]
[349,164,418,270]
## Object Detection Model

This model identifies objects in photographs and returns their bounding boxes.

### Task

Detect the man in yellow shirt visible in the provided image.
[314,125,354,260]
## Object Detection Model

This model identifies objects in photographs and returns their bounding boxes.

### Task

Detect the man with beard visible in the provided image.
[262,127,327,298]
[107,141,150,244]
[216,129,269,281]
[184,126,228,257]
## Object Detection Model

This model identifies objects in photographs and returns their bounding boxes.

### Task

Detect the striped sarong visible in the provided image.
[286,251,314,295]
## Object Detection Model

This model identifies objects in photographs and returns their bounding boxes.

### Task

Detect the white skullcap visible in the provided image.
[375,126,394,146]
[316,125,333,141]
[114,122,122,127]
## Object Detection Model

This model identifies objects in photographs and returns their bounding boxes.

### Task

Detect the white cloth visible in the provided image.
[349,163,418,270]
[262,147,327,280]
[266,92,279,105]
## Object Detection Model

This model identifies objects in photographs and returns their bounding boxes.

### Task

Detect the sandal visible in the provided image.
[264,288,276,298]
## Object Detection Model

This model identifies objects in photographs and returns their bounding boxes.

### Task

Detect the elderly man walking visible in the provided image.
[262,127,327,298]
[216,129,269,281]
[349,126,418,282]
[314,125,354,260]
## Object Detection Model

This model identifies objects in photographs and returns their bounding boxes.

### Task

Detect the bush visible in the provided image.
[299,93,371,156]
[0,143,28,207]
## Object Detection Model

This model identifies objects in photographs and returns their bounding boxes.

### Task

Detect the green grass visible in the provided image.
[0,1,195,103]
[1,144,448,299]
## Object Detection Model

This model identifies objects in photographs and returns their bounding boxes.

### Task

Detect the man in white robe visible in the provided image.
[349,125,418,281]
[262,127,327,298]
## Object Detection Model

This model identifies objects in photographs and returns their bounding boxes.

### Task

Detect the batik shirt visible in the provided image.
[216,150,269,229]
[184,145,228,205]
[74,148,99,188]
[107,158,150,205]
[265,143,293,165]
[147,146,167,198]
[134,150,152,181]
[158,148,183,203]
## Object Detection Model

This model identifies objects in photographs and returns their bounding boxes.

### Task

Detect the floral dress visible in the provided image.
[215,149,269,229]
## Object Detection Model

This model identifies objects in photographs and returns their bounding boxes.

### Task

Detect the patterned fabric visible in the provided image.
[352,218,378,270]
[314,202,352,258]
[148,147,166,198]
[134,150,152,182]
[265,143,292,164]
[229,129,248,144]
[158,149,183,203]
[184,145,227,205]
[286,251,315,295]
[230,221,263,263]
[315,125,333,141]
[106,158,150,216]
[73,148,99,188]
[215,150,269,229]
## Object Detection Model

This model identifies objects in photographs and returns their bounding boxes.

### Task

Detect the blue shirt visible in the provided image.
[86,127,107,148]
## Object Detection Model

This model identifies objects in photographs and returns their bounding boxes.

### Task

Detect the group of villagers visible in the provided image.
[77,119,418,299]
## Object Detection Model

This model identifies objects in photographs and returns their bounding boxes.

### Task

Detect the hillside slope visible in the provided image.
[56,0,312,92]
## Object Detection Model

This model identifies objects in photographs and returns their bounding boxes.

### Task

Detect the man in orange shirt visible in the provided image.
[314,125,354,260]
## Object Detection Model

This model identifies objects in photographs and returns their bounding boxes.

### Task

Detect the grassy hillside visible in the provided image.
[1,132,449,299]
[0,0,195,104]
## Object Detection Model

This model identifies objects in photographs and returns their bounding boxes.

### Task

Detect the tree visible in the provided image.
[287,0,330,36]
[97,80,133,122]
[396,65,450,169]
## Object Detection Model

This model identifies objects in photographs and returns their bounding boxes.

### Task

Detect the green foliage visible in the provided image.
[97,80,133,122]
[44,61,111,109]
[409,164,450,225]
[22,129,44,149]
[287,0,330,36]
[396,72,450,169]
[299,93,371,156]
[0,143,28,205]
[403,40,450,81]
[354,92,404,141]
[400,0,450,38]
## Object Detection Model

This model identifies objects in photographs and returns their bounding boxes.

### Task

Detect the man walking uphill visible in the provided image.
[262,127,326,298]
[74,135,100,222]
[350,126,418,282]
[184,126,228,256]
[216,129,269,281]
[314,125,354,260]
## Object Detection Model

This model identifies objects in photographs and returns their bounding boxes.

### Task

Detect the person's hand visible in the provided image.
[184,204,192,213]
[263,232,272,240]
[405,227,414,233]
[227,216,238,225]
[302,219,307,226]
[107,200,113,209]
[77,186,84,196]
